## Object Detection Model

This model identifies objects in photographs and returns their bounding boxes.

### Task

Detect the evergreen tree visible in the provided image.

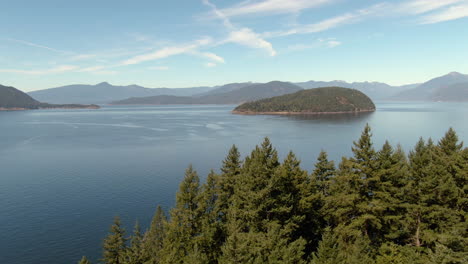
[311,150,335,196]
[196,170,223,263]
[121,221,144,264]
[160,165,201,263]
[102,216,127,264]
[142,206,166,264]
[78,256,91,264]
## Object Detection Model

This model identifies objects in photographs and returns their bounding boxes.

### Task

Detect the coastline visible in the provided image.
[0,105,100,111]
[232,109,375,115]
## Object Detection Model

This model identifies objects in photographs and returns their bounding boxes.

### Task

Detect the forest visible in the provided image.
[233,87,375,114]
[79,125,467,264]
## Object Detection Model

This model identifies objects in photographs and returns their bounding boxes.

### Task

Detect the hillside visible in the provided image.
[0,84,41,109]
[0,84,99,110]
[112,81,303,105]
[295,80,419,100]
[392,72,468,101]
[233,87,375,114]
[28,82,215,104]
[432,82,468,102]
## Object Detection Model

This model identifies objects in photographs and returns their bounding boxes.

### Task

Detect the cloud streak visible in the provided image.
[6,38,69,54]
[121,37,213,65]
[218,0,333,17]
[420,3,468,24]
[0,65,78,75]
[202,0,277,56]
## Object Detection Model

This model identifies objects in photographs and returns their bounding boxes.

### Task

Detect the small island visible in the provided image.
[0,84,99,110]
[233,87,376,115]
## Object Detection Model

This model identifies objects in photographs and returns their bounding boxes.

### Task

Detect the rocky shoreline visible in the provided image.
[232,108,375,115]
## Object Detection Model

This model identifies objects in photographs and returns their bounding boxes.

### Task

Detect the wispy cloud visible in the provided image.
[263,3,388,38]
[288,38,341,51]
[6,38,69,54]
[217,0,334,17]
[70,54,97,61]
[420,3,468,24]
[0,65,78,75]
[192,51,226,63]
[227,28,277,56]
[121,37,213,65]
[203,0,277,56]
[205,62,217,68]
[398,0,466,15]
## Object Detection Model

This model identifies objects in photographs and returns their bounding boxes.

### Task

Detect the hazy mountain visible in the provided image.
[112,81,303,105]
[195,82,255,97]
[0,84,98,109]
[432,82,468,102]
[295,80,419,100]
[392,72,468,101]
[28,82,216,104]
[0,84,41,109]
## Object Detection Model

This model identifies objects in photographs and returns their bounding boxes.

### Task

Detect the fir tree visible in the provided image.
[160,165,201,263]
[196,170,223,263]
[121,221,144,264]
[102,216,127,264]
[78,256,91,264]
[142,206,166,264]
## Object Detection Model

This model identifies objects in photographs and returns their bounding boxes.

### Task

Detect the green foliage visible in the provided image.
[84,126,466,264]
[78,256,91,264]
[234,87,375,113]
[102,216,127,264]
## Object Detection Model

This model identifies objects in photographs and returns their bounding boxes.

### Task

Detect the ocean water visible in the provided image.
[0,102,467,264]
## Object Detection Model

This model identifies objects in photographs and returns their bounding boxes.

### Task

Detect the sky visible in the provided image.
[1,0,468,92]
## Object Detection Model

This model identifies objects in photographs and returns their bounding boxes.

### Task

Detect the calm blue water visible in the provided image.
[0,102,467,264]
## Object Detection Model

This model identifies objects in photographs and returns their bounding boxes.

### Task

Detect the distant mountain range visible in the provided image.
[0,84,98,110]
[392,72,468,101]
[28,82,215,104]
[294,81,419,100]
[112,81,303,105]
[20,71,468,105]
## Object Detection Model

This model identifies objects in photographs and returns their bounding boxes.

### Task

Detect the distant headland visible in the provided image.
[0,84,100,111]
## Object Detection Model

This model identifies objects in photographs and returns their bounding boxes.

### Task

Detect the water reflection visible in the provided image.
[274,111,374,123]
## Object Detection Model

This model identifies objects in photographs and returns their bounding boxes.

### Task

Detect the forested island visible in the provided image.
[233,87,375,115]
[0,84,99,110]
[79,126,467,264]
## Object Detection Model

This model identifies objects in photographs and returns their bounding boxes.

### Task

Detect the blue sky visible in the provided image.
[1,0,468,91]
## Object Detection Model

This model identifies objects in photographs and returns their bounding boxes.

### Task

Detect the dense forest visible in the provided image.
[80,125,467,264]
[233,87,375,114]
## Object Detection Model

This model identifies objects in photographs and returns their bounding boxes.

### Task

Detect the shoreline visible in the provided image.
[0,105,100,111]
[232,109,375,115]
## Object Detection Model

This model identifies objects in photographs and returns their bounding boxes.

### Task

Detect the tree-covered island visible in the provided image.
[233,87,376,115]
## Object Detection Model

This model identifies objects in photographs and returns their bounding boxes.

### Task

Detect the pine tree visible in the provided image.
[196,170,223,263]
[312,150,335,196]
[78,256,91,264]
[121,221,144,264]
[228,137,280,232]
[142,206,166,264]
[102,216,127,264]
[311,228,373,264]
[373,142,408,244]
[160,165,201,263]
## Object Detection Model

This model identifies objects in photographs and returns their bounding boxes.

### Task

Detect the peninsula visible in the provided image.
[0,84,100,110]
[233,87,375,115]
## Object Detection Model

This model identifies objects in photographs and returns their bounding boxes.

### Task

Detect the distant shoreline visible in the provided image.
[0,105,100,111]
[232,109,375,115]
